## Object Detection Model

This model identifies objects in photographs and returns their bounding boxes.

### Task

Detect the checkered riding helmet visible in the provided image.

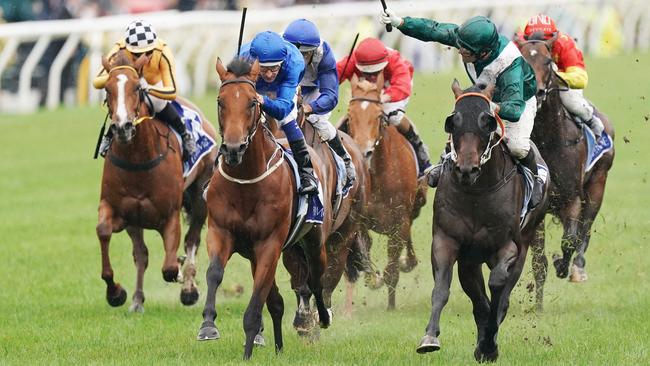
[124,20,157,53]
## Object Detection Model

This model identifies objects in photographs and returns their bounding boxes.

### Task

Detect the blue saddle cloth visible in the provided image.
[170,101,216,177]
[583,126,613,172]
[282,145,325,225]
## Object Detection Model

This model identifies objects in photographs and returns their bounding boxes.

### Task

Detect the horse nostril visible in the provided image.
[239,143,247,152]
[364,151,373,159]
[536,89,545,98]
[471,166,480,174]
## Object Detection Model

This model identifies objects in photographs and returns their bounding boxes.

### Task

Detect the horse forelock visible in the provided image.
[226,58,253,78]
[110,49,134,69]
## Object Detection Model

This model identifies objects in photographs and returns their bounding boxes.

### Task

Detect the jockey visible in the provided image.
[336,37,432,178]
[381,10,544,207]
[93,20,197,160]
[282,19,356,187]
[240,31,318,195]
[521,14,605,138]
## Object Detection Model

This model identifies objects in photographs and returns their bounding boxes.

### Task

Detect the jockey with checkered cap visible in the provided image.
[93,20,197,160]
[519,14,605,139]
[239,31,318,195]
[282,19,356,187]
[381,10,544,208]
[337,37,432,178]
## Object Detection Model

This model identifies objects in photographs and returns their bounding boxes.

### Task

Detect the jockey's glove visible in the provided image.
[380,8,403,27]
[489,101,500,116]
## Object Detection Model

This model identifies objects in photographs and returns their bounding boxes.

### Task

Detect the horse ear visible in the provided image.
[545,33,559,49]
[249,59,260,81]
[375,71,385,89]
[513,36,526,49]
[351,73,360,87]
[102,56,111,73]
[216,57,227,81]
[134,54,149,73]
[451,79,463,98]
[482,83,496,99]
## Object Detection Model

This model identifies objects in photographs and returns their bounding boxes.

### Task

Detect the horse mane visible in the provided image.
[226,58,252,77]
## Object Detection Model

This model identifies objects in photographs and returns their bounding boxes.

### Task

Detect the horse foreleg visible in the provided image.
[553,198,581,279]
[385,224,409,310]
[197,225,233,342]
[180,188,206,305]
[97,201,126,307]
[126,226,148,313]
[159,212,181,283]
[302,235,331,329]
[243,244,282,360]
[457,262,490,356]
[530,221,548,311]
[417,229,458,354]
[283,245,315,335]
[266,279,284,354]
[571,170,609,282]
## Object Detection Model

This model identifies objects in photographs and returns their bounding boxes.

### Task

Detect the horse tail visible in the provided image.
[345,230,373,283]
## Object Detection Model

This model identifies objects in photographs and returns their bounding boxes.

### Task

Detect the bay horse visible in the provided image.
[341,73,427,310]
[416,80,549,362]
[96,50,217,312]
[196,58,331,359]
[516,36,615,288]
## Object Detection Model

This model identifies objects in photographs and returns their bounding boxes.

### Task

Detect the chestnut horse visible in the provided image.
[516,36,615,292]
[96,50,217,312]
[341,74,427,310]
[196,58,331,359]
[416,81,548,361]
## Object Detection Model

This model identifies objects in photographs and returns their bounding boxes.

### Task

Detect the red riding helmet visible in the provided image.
[524,14,558,40]
[354,38,389,73]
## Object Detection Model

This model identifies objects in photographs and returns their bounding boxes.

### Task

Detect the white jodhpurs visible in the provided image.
[497,96,537,159]
[303,89,337,141]
[383,97,410,126]
[560,88,594,122]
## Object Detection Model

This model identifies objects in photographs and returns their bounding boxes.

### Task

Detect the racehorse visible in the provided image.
[416,80,548,361]
[96,50,217,312]
[196,58,331,359]
[341,73,427,310]
[516,36,615,289]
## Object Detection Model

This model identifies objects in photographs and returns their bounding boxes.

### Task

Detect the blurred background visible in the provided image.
[0,0,645,114]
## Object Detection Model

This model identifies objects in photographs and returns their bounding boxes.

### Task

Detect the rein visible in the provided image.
[451,92,506,166]
[349,96,387,149]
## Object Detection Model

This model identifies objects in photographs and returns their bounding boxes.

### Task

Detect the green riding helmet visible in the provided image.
[455,16,499,55]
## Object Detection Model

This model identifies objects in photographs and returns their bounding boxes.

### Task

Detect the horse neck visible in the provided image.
[533,90,578,144]
[113,120,162,158]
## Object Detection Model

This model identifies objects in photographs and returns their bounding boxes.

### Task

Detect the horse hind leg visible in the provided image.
[180,183,206,305]
[283,245,316,336]
[266,280,284,354]
[301,235,331,329]
[398,227,418,273]
[97,202,127,307]
[531,221,548,311]
[126,226,148,313]
[552,198,581,279]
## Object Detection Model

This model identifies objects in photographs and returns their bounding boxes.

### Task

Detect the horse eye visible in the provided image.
[249,100,257,108]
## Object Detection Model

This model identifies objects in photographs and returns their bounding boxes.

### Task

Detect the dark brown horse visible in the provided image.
[341,74,427,310]
[516,37,615,290]
[96,50,217,312]
[196,58,331,359]
[416,81,548,362]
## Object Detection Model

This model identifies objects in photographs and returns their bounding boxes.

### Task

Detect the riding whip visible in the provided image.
[93,112,110,159]
[380,0,392,32]
[341,33,360,78]
[236,7,248,57]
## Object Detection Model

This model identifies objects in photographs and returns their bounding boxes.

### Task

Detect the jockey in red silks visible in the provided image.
[519,14,604,138]
[337,37,432,177]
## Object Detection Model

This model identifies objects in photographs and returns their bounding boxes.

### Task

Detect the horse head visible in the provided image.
[446,79,500,185]
[102,50,150,145]
[515,32,560,108]
[347,72,386,161]
[215,57,261,166]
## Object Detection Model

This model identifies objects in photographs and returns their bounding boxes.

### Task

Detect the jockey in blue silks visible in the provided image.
[240,31,318,194]
[283,19,356,186]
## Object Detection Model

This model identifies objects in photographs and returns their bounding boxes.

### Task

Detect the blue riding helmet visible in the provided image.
[283,19,321,51]
[250,31,287,65]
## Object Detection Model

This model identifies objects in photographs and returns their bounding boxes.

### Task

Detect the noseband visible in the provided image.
[349,96,387,151]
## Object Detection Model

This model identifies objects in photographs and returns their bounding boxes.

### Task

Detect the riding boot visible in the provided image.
[99,128,114,157]
[327,132,356,187]
[156,102,197,161]
[397,118,432,177]
[288,137,318,195]
[519,148,543,209]
[585,114,605,140]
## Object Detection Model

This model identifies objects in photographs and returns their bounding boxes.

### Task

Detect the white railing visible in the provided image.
[0,0,647,113]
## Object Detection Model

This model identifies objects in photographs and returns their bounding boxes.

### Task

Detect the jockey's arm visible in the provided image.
[310,57,339,114]
[262,85,296,121]
[147,47,177,100]
[554,35,588,89]
[336,55,355,84]
[494,65,527,122]
[92,43,121,89]
[397,17,460,49]
[383,55,412,102]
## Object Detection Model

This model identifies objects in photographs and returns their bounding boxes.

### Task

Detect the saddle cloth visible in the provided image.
[583,126,613,172]
[170,101,216,177]
[282,145,325,225]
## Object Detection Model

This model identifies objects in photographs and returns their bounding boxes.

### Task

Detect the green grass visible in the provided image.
[1,52,649,365]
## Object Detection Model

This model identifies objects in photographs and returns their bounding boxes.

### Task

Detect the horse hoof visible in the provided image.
[416,335,440,353]
[254,333,266,347]
[180,287,199,306]
[197,322,220,341]
[162,267,179,283]
[129,302,144,313]
[106,285,127,307]
[474,345,499,363]
[569,265,588,282]
[552,254,568,279]
[364,271,384,290]
[398,255,418,273]
[319,308,332,329]
[293,310,315,333]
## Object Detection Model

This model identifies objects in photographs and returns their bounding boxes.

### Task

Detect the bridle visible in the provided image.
[217,78,262,155]
[349,96,387,152]
[106,65,153,126]
[449,92,506,167]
